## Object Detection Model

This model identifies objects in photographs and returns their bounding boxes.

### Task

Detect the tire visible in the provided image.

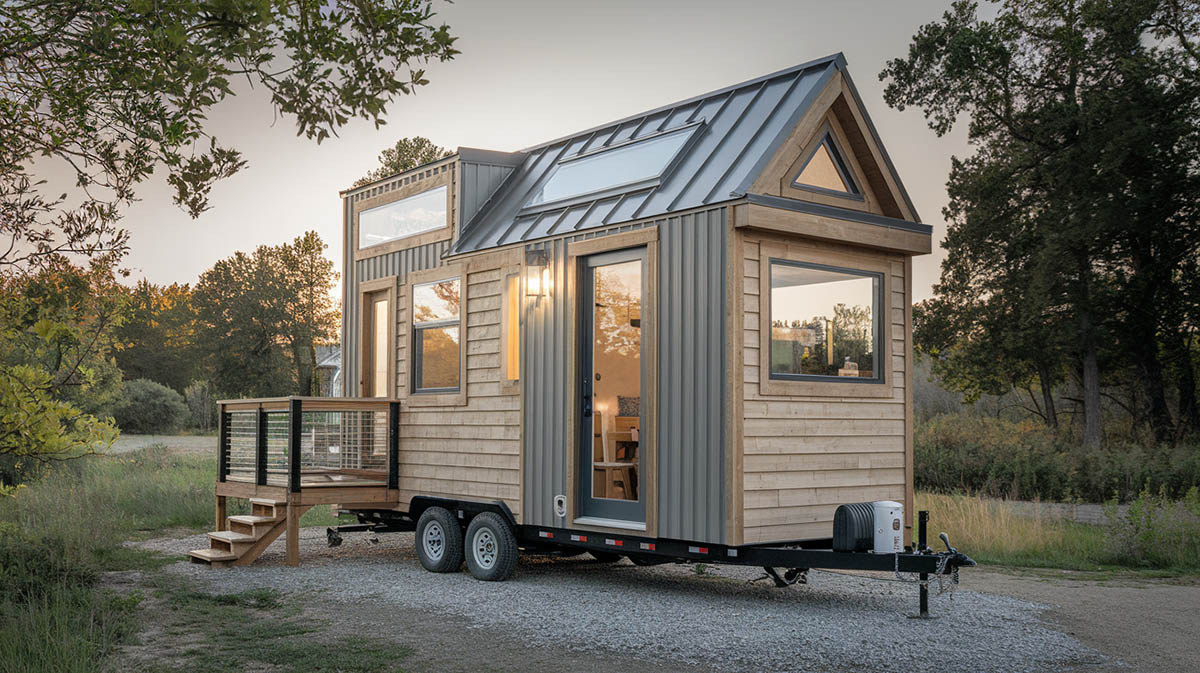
[415,507,463,573]
[464,512,518,581]
[588,551,624,563]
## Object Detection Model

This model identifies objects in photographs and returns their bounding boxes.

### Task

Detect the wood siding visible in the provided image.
[739,229,908,544]
[394,264,522,517]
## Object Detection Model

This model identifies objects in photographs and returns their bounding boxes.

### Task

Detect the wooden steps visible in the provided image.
[189,498,309,567]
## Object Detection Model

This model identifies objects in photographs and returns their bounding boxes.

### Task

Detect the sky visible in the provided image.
[112,0,972,302]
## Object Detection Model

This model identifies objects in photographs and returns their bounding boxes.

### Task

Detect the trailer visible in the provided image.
[191,53,974,614]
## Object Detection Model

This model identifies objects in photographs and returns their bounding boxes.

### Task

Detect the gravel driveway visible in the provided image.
[138,528,1104,673]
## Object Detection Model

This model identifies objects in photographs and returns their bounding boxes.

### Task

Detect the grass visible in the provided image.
[0,444,355,673]
[920,491,1200,574]
[134,581,413,673]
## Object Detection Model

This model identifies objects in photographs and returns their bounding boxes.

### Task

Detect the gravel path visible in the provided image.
[138,528,1104,673]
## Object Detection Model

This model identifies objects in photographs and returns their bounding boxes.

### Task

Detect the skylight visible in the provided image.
[525,126,695,208]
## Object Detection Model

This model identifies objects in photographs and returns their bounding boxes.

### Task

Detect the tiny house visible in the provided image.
[197,54,946,584]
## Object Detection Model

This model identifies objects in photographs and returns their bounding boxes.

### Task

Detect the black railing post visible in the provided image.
[217,404,229,483]
[255,405,268,486]
[387,401,400,490]
[288,398,303,493]
[918,510,929,618]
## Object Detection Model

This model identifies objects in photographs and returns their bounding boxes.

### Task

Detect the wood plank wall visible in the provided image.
[393,266,522,518]
[740,231,907,544]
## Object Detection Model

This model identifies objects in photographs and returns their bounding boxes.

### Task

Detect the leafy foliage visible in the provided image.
[112,281,198,393]
[193,231,339,398]
[354,135,453,187]
[883,0,1200,443]
[1,1,459,273]
[0,262,123,491]
[111,379,189,435]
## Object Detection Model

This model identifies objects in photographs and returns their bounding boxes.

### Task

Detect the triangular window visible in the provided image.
[792,132,859,197]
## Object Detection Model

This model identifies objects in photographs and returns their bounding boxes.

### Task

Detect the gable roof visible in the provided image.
[449,53,917,256]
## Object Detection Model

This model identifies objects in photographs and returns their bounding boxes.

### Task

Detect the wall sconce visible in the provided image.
[525,249,550,303]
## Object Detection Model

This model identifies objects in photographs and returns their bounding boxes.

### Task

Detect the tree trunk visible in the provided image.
[1080,311,1104,447]
[1171,333,1200,436]
[1038,361,1059,429]
[1131,334,1175,443]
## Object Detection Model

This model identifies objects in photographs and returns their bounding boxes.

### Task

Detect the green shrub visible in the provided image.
[915,415,1200,502]
[1103,487,1200,569]
[112,378,188,434]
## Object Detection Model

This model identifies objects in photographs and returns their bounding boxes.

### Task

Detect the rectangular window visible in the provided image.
[525,125,695,208]
[359,186,447,249]
[502,272,520,384]
[412,278,460,392]
[769,260,881,382]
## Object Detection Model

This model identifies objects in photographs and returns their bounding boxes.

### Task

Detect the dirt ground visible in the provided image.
[967,568,1200,673]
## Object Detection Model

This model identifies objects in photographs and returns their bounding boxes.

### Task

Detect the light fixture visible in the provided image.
[525,249,550,302]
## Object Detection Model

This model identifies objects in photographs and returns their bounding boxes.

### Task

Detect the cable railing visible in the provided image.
[217,397,399,493]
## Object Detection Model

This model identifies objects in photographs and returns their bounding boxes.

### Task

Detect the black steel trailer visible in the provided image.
[335,500,975,618]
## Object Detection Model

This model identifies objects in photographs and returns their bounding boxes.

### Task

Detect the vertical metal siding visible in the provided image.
[521,208,726,543]
[340,195,450,397]
[657,209,726,543]
[460,163,515,229]
[522,238,570,526]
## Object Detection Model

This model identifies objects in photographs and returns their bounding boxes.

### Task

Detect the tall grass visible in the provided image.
[0,445,346,673]
[918,492,1109,569]
[920,491,1200,572]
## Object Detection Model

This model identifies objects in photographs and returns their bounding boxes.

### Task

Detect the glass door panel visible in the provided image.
[578,248,646,523]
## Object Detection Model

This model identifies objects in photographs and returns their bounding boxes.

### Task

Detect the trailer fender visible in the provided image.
[408,496,517,530]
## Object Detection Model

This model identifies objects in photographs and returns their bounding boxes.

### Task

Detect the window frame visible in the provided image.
[779,118,878,215]
[757,240,895,399]
[358,276,397,398]
[404,264,467,407]
[357,185,449,251]
[353,166,454,261]
[767,259,884,384]
[499,264,522,395]
[789,132,862,200]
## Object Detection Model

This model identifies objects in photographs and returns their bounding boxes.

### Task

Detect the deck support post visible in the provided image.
[255,405,268,486]
[288,398,303,494]
[217,404,229,483]
[387,401,400,491]
[215,495,227,532]
[285,495,300,567]
[918,510,929,618]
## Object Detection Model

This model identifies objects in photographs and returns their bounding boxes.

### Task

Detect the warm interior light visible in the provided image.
[525,249,549,299]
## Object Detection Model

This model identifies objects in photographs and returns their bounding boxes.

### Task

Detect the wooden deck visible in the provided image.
[192,396,403,568]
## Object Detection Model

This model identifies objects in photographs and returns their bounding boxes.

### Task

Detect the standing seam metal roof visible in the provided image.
[450,53,878,256]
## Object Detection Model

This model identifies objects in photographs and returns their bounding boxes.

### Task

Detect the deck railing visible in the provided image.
[216,397,399,493]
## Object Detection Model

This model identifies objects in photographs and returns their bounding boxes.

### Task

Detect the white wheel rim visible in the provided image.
[473,527,497,569]
[423,521,445,561]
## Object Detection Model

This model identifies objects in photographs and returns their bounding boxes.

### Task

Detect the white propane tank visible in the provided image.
[871,500,904,553]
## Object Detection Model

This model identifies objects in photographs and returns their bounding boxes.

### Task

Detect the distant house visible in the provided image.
[314,345,341,397]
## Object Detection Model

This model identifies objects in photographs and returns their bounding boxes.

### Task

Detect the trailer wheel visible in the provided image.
[588,551,623,563]
[415,507,463,573]
[464,512,518,581]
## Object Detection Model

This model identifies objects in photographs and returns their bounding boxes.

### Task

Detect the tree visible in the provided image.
[2,1,459,274]
[1,1,458,475]
[354,136,453,187]
[193,231,339,398]
[113,281,198,392]
[0,261,124,491]
[881,0,1200,444]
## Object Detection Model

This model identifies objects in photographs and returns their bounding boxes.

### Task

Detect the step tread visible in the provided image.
[249,498,287,507]
[208,531,256,543]
[228,515,281,525]
[188,548,238,563]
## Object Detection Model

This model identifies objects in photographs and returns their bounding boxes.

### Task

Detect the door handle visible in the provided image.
[582,395,592,418]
